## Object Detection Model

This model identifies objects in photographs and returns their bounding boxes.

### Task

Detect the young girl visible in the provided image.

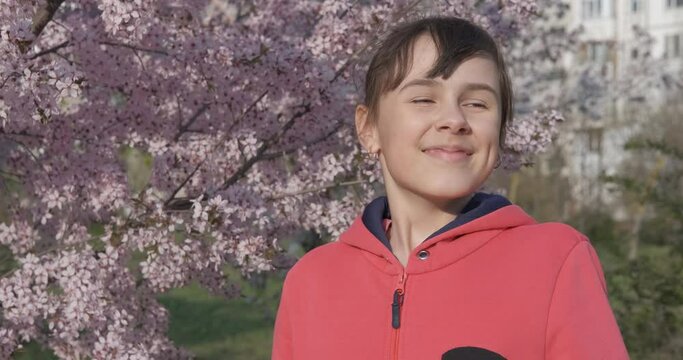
[272,16,629,359]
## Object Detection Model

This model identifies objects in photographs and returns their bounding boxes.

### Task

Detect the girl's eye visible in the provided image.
[411,99,434,104]
[463,102,487,109]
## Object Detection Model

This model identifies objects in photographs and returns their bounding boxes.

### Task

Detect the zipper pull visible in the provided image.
[391,288,404,329]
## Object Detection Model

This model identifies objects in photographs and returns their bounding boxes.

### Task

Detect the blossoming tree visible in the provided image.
[0,0,568,357]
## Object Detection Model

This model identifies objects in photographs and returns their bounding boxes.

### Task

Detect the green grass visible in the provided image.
[158,280,280,360]
[11,342,58,360]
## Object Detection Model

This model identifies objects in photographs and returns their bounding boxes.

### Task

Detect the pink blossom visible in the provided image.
[0,0,635,357]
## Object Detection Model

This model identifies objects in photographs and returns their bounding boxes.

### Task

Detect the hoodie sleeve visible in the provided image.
[545,239,630,359]
[272,270,295,360]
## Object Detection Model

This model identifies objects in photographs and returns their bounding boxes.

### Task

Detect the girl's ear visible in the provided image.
[355,104,380,154]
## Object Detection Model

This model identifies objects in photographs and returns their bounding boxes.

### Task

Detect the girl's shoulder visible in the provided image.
[497,220,598,267]
[283,240,349,279]
[507,220,590,246]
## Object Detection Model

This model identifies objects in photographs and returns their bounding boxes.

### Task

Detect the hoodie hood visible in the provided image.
[362,192,513,251]
[339,192,537,274]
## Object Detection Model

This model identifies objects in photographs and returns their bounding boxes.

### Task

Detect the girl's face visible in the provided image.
[356,34,502,202]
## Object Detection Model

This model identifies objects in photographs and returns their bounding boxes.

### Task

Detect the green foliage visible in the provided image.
[608,247,683,358]
[624,138,683,161]
[10,342,58,360]
[157,271,284,360]
[591,116,683,358]
[119,145,154,195]
[568,208,683,359]
[0,244,17,277]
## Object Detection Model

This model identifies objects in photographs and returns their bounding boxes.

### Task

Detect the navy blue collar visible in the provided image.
[361,192,511,251]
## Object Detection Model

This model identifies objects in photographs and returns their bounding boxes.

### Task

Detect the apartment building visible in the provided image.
[552,0,683,219]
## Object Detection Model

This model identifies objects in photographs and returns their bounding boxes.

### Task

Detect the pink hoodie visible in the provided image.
[272,193,629,359]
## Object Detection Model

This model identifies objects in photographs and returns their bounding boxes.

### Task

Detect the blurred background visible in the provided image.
[2,0,682,359]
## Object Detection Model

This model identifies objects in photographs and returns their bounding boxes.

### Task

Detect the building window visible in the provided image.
[588,129,603,152]
[631,0,641,12]
[667,0,683,8]
[587,42,609,63]
[664,34,681,58]
[583,0,603,19]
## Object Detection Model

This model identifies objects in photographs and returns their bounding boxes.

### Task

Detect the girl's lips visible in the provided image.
[423,148,471,162]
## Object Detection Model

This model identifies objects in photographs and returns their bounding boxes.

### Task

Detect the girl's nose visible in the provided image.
[436,103,471,135]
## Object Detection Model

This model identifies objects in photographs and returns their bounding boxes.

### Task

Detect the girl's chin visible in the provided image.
[412,185,479,202]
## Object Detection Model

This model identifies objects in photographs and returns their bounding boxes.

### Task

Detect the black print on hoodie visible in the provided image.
[442,346,507,360]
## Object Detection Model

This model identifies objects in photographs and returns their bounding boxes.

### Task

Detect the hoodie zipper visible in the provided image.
[390,269,407,360]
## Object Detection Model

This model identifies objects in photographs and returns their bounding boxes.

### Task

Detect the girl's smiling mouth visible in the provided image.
[422,145,473,162]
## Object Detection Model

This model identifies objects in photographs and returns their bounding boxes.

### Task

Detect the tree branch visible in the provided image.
[0,128,45,139]
[31,0,65,39]
[162,91,270,208]
[99,40,169,56]
[0,72,22,89]
[331,0,424,83]
[217,104,311,192]
[236,90,268,125]
[0,136,53,195]
[26,40,70,60]
[268,178,366,200]
[261,119,345,161]
[173,103,210,142]
[163,160,205,208]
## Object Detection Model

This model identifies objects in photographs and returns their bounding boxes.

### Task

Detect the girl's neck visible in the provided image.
[384,186,474,264]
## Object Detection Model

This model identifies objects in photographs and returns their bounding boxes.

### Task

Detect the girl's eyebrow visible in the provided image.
[398,78,440,92]
[462,82,499,97]
[399,78,498,97]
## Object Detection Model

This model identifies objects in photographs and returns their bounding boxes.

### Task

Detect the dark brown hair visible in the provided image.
[363,16,513,145]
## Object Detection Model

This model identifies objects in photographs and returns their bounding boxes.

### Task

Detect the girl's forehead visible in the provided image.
[401,65,499,94]
[402,35,498,85]
[402,35,439,75]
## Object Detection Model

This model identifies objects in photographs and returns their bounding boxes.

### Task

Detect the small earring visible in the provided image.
[363,150,378,161]
[367,152,378,161]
